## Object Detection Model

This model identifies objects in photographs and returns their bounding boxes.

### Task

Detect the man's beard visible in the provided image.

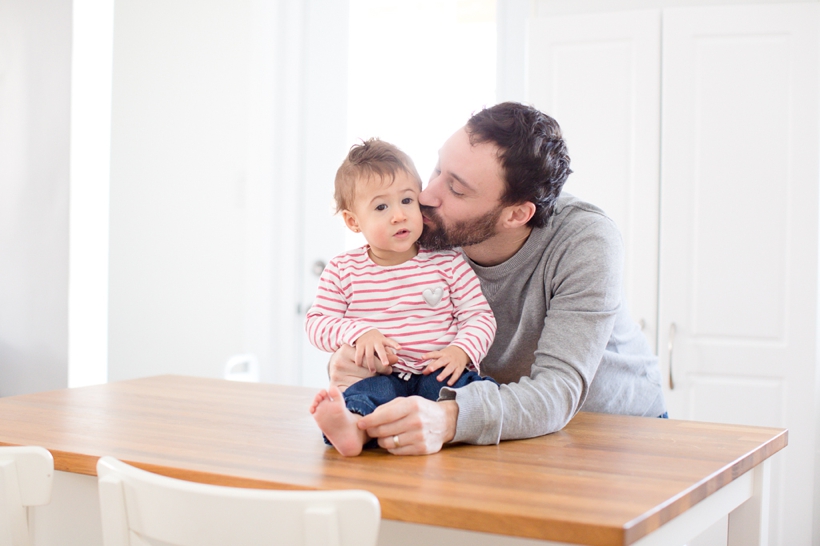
[418,205,503,251]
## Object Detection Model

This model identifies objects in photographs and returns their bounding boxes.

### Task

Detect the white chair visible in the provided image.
[96,457,380,546]
[0,446,54,546]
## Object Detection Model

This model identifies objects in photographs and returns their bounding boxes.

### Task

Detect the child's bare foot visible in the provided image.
[310,386,367,456]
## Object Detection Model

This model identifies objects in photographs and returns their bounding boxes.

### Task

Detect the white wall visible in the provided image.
[0,0,72,396]
[107,0,250,381]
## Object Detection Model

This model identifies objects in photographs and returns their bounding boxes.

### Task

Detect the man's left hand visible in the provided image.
[357,397,459,455]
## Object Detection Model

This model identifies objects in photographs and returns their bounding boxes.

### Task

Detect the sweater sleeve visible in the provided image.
[440,216,624,444]
[446,254,497,371]
[304,260,375,351]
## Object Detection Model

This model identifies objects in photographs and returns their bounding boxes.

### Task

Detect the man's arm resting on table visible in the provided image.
[440,218,625,445]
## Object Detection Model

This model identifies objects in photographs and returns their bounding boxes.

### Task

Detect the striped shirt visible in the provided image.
[305,246,497,374]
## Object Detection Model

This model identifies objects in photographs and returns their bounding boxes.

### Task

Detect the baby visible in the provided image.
[306,138,496,456]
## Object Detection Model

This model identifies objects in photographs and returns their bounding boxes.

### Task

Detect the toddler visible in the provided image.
[306,138,496,456]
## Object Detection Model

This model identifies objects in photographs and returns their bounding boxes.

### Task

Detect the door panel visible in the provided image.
[528,10,661,351]
[298,0,349,388]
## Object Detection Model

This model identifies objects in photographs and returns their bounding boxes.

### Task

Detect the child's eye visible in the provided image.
[401,197,413,205]
[375,204,387,211]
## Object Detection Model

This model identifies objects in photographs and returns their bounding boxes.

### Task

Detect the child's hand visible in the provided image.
[354,329,401,373]
[422,346,470,386]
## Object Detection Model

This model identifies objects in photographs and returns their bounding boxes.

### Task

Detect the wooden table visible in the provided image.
[0,375,786,546]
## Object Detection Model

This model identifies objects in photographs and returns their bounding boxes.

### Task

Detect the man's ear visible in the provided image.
[501,201,536,229]
[342,210,361,233]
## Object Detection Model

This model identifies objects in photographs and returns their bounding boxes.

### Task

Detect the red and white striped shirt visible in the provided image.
[305,246,497,374]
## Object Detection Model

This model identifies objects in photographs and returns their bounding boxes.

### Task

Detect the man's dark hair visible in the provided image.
[466,102,572,228]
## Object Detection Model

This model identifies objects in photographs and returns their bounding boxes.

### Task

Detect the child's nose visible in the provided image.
[392,209,406,223]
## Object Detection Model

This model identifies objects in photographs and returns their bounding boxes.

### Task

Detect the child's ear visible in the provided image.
[342,210,361,233]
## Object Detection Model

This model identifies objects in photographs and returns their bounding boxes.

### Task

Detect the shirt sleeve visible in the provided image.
[446,254,497,372]
[440,217,624,444]
[304,260,375,351]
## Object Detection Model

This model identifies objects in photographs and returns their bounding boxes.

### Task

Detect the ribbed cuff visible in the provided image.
[439,382,501,445]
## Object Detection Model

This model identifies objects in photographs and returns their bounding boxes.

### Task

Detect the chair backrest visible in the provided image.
[0,446,54,546]
[96,457,380,546]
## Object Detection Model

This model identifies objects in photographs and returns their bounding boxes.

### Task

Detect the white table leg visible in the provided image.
[727,459,770,546]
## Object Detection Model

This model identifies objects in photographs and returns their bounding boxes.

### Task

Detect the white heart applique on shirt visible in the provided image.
[422,287,443,306]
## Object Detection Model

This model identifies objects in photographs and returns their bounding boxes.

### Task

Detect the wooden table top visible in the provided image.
[0,375,786,546]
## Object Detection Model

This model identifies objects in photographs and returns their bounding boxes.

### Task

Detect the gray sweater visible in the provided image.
[439,193,665,444]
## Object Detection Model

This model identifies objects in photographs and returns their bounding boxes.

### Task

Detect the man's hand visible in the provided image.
[422,345,470,385]
[357,397,459,455]
[328,344,395,392]
[353,329,401,372]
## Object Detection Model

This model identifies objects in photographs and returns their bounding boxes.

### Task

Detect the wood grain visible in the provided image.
[0,375,786,546]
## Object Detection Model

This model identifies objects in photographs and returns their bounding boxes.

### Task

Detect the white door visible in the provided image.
[297,0,350,388]
[244,0,348,387]
[660,5,819,544]
[527,10,661,351]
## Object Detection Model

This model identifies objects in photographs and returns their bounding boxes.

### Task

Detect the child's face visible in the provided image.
[343,171,424,266]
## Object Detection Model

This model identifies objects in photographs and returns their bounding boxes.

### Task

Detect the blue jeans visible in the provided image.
[324,370,494,448]
[343,369,494,417]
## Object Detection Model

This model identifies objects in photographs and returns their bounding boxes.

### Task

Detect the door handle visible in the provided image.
[668,322,676,390]
[311,260,326,277]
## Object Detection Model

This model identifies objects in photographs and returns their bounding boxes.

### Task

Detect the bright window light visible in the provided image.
[68,0,115,388]
[346,0,497,249]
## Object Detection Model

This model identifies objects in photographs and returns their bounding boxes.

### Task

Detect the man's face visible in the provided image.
[418,128,506,250]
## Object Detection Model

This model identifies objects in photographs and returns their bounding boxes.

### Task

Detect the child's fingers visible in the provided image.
[364,347,377,373]
[446,365,465,386]
[423,358,448,375]
[421,350,442,361]
[375,343,390,370]
[438,362,464,384]
[383,337,402,351]
[437,364,455,383]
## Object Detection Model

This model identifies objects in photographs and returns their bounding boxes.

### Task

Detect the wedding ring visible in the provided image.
[392,435,400,448]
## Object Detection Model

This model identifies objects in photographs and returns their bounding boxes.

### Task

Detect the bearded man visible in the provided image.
[329,102,666,455]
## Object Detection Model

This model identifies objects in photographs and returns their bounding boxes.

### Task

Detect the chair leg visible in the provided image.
[0,460,30,546]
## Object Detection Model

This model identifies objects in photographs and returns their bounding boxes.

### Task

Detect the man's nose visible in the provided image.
[419,178,440,207]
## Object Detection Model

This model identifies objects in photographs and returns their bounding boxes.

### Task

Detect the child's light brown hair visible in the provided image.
[334,138,422,213]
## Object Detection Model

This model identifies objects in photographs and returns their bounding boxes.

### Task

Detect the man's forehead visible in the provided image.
[439,128,504,190]
[441,127,500,161]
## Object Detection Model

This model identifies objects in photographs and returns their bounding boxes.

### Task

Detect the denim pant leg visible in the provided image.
[342,374,413,417]
[415,370,496,402]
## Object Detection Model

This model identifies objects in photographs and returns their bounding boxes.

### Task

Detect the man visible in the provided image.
[329,102,666,455]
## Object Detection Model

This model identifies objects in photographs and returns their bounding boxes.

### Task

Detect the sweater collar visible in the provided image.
[462,226,550,283]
